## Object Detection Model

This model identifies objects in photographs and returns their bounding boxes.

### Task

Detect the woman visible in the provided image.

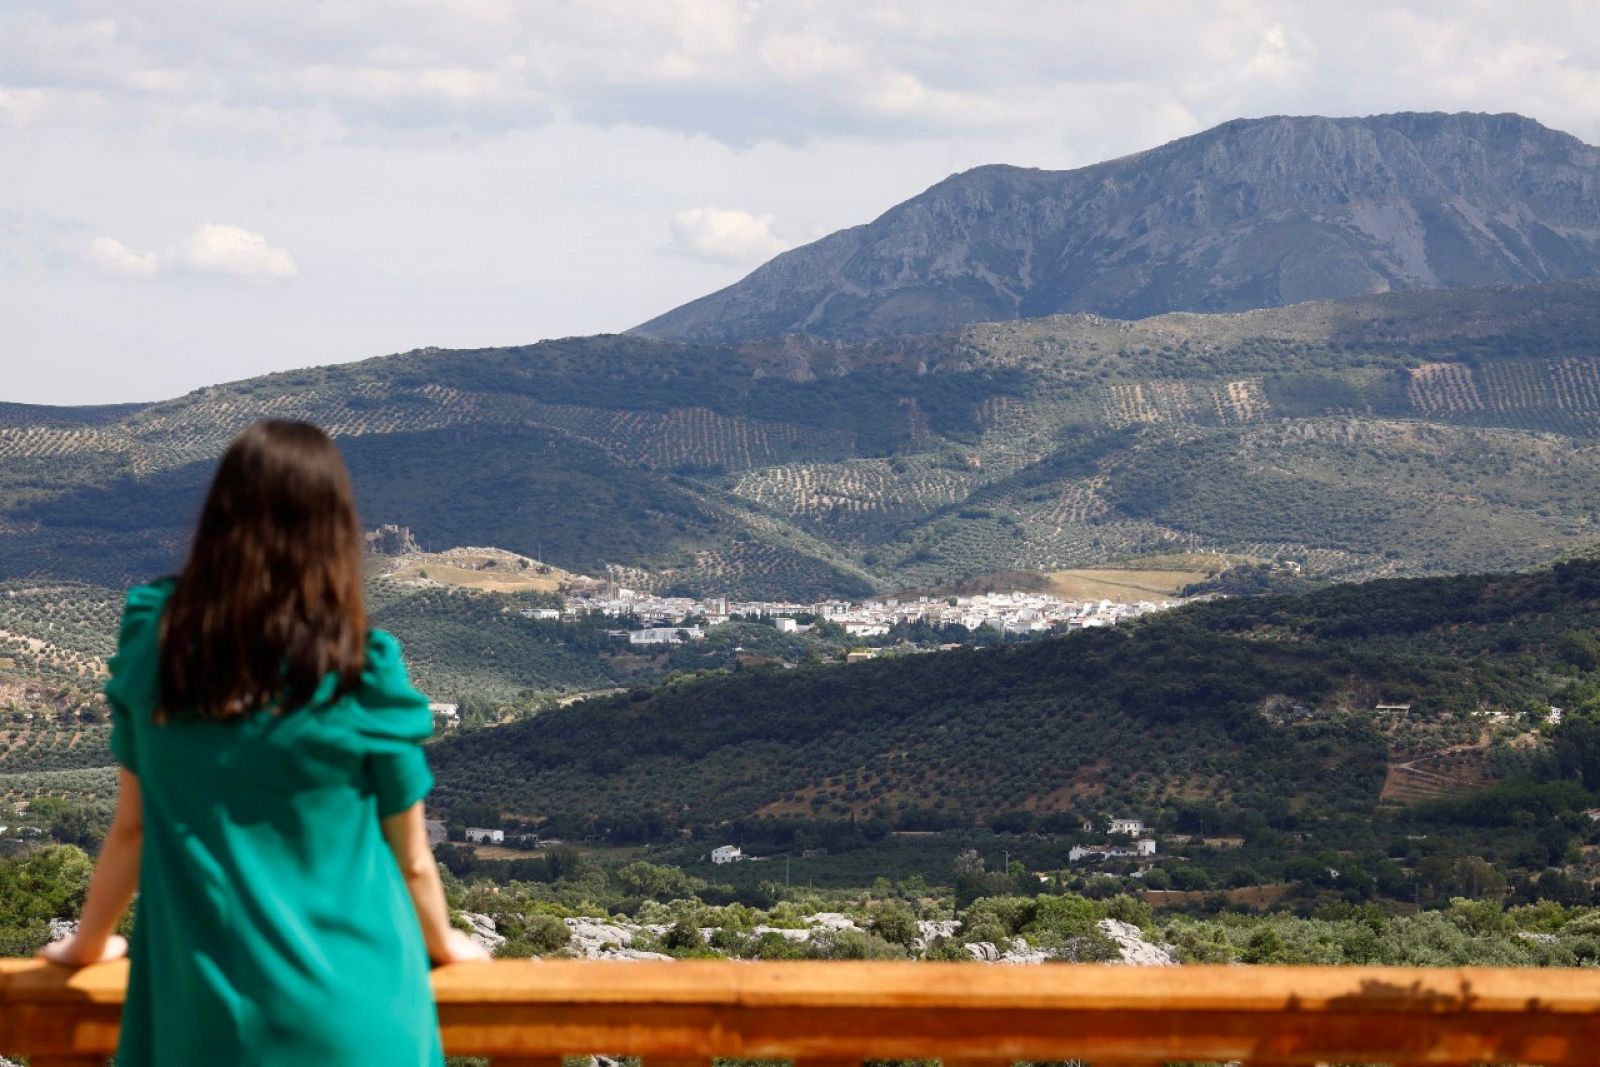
[43,419,487,1066]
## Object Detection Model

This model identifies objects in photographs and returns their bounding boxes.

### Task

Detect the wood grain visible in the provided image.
[6,958,1600,1064]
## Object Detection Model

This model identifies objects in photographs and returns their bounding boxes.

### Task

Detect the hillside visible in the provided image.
[634,112,1600,344]
[7,282,1600,597]
[428,554,1600,840]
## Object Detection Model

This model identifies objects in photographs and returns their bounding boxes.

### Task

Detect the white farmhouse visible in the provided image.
[464,827,504,844]
[1109,818,1145,836]
[629,626,706,645]
[711,845,744,864]
[1069,839,1157,863]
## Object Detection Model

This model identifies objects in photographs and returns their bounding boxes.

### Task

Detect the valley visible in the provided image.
[5,106,1600,969]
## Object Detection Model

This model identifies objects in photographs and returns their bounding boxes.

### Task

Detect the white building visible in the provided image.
[1069,838,1157,863]
[711,845,744,864]
[843,621,890,637]
[628,626,705,645]
[775,617,800,633]
[429,703,461,730]
[464,827,504,844]
[1109,818,1145,836]
[519,607,561,620]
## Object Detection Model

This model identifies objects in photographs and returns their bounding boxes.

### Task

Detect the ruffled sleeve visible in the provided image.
[103,579,175,774]
[353,630,435,817]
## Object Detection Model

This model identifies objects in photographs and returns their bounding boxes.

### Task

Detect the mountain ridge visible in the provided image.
[9,280,1600,598]
[632,111,1600,344]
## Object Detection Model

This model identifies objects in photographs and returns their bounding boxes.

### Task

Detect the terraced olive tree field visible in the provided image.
[7,281,1600,602]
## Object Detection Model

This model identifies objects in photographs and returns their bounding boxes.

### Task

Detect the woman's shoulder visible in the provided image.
[361,628,408,687]
[105,578,176,716]
[113,577,175,651]
[349,629,431,737]
[123,577,176,616]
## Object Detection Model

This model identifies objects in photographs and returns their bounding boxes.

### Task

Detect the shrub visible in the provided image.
[868,901,920,947]
[664,919,704,952]
[1022,894,1099,945]
[807,928,907,960]
[960,895,1035,938]
[523,913,571,954]
[748,931,807,959]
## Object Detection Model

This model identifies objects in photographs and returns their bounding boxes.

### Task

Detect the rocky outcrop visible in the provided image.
[634,112,1600,344]
[497,912,1176,966]
[1097,918,1178,966]
[563,918,673,961]
[963,938,1050,965]
[913,919,961,953]
[962,921,1175,966]
[461,912,507,953]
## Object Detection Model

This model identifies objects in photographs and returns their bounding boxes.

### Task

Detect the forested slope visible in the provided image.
[430,555,1600,839]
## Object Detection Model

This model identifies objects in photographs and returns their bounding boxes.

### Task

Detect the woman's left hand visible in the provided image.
[39,933,128,967]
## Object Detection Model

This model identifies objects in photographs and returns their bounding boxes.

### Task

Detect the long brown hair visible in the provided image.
[159,420,369,720]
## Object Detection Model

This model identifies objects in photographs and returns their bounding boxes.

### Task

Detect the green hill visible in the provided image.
[7,282,1600,597]
[427,554,1600,843]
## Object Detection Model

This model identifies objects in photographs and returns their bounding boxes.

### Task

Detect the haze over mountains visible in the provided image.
[633,113,1600,344]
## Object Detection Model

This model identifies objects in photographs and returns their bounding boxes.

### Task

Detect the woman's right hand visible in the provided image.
[40,933,129,968]
[431,928,492,966]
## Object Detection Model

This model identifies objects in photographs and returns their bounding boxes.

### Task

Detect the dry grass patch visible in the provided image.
[1045,568,1210,603]
[378,547,577,593]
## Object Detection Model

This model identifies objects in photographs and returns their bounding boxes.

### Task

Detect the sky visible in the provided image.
[6,1,1600,406]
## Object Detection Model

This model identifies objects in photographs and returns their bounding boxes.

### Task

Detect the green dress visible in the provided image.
[104,580,445,1066]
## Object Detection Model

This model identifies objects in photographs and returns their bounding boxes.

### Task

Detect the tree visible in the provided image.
[953,849,984,874]
[1558,630,1600,672]
[618,861,698,901]
[868,902,919,948]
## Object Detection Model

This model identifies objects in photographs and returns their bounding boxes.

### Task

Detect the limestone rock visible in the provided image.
[964,941,1002,962]
[913,918,961,952]
[561,917,675,960]
[1097,918,1178,966]
[461,912,506,953]
[997,937,1050,965]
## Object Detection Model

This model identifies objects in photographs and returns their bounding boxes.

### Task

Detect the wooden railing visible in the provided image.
[6,958,1600,1065]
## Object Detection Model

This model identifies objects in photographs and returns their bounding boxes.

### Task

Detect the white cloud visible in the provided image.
[4,3,1600,147]
[6,2,1600,404]
[0,87,48,126]
[68,225,296,282]
[176,224,298,280]
[668,206,791,266]
[84,235,158,278]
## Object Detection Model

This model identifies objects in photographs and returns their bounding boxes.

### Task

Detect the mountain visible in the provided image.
[427,553,1600,835]
[632,113,1600,344]
[8,281,1600,598]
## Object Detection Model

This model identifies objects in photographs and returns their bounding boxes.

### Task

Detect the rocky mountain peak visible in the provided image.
[632,112,1600,343]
